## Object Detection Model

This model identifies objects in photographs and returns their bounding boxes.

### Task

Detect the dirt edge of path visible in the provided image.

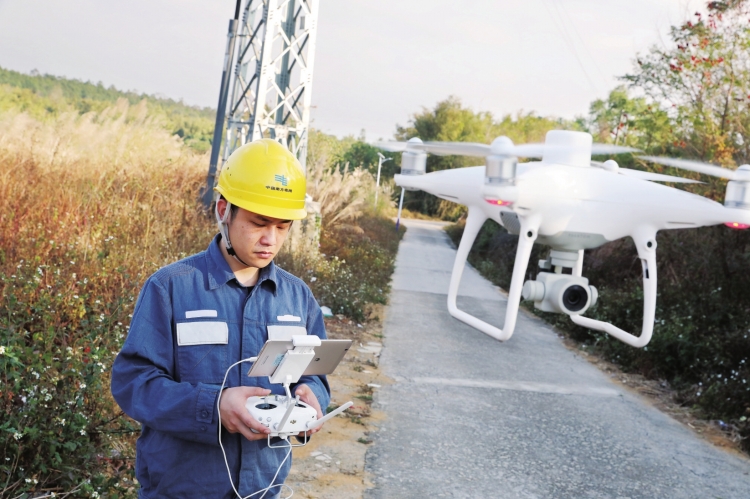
[286,305,391,498]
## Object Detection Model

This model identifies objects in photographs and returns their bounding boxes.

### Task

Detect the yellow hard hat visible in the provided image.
[215,138,307,220]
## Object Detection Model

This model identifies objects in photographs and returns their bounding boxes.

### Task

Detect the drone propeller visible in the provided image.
[375,139,638,158]
[618,168,701,184]
[374,141,410,153]
[639,156,750,210]
[639,156,750,181]
[591,160,701,184]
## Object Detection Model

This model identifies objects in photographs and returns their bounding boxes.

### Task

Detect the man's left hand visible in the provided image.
[294,384,323,437]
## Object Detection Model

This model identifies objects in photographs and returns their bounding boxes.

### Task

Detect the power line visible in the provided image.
[542,0,600,94]
[553,0,609,88]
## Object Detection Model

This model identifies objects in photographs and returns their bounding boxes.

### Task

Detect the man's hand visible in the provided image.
[294,384,324,437]
[219,386,272,441]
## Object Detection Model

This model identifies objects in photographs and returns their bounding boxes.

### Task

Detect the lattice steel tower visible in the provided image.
[203,0,319,206]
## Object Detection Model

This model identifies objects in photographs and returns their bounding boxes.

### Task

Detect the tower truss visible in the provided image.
[204,0,319,206]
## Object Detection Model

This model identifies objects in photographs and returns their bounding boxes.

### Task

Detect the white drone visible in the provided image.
[377,130,750,347]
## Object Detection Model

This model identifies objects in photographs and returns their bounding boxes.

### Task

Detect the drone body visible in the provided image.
[382,131,750,347]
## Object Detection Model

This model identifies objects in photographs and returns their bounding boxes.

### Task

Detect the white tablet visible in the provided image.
[246,339,353,377]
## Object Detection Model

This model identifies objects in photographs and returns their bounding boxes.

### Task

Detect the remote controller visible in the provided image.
[246,395,354,438]
[246,395,317,437]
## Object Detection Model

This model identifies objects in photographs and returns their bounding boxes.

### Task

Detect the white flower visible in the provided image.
[13,432,22,440]
[92,492,100,498]
[0,345,5,355]
[80,383,86,390]
[25,478,31,483]
[80,429,86,436]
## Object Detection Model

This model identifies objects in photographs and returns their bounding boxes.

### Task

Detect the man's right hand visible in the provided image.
[219,386,272,441]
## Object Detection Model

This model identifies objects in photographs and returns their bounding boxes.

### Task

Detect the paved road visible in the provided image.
[364,219,750,499]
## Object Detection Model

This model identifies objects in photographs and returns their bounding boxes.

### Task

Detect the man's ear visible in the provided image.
[216,198,228,221]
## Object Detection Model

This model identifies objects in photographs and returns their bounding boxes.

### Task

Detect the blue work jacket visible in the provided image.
[111,235,331,498]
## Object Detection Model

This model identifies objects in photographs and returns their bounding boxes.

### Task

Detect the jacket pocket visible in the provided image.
[176,321,229,384]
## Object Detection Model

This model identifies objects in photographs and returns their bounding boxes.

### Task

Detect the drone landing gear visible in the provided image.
[570,232,657,348]
[447,207,540,341]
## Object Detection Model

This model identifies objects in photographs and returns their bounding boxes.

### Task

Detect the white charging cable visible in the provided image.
[217,358,295,499]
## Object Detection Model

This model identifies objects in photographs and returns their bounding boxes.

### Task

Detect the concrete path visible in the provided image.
[364,219,750,499]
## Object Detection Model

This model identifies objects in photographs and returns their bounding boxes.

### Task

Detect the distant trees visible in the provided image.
[0,66,215,152]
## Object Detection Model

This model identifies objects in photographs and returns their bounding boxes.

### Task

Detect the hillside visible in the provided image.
[0,66,215,152]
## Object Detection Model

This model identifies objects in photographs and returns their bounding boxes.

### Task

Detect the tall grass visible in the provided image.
[0,101,213,497]
[305,131,396,228]
[277,137,402,320]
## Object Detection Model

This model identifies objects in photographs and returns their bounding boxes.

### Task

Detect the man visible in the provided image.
[111,139,330,498]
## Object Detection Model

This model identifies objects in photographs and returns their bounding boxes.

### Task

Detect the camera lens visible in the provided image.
[562,285,588,312]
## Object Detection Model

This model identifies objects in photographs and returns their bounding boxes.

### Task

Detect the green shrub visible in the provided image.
[1,261,140,498]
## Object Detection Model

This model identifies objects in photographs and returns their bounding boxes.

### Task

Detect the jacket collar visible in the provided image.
[206,234,278,294]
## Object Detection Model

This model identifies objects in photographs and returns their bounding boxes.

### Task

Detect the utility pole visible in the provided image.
[202,0,320,208]
[375,152,391,206]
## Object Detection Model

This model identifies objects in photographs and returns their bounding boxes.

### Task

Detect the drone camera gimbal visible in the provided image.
[522,250,599,316]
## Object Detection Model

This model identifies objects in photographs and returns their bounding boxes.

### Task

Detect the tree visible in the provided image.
[340,139,382,174]
[623,0,750,165]
[586,86,672,153]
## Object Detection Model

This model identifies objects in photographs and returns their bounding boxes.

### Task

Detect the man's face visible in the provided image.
[221,201,292,268]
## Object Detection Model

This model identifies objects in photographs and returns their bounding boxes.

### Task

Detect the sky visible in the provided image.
[0,0,704,140]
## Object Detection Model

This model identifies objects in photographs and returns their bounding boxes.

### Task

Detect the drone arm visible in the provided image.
[447,207,540,341]
[570,230,657,348]
[573,249,584,277]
